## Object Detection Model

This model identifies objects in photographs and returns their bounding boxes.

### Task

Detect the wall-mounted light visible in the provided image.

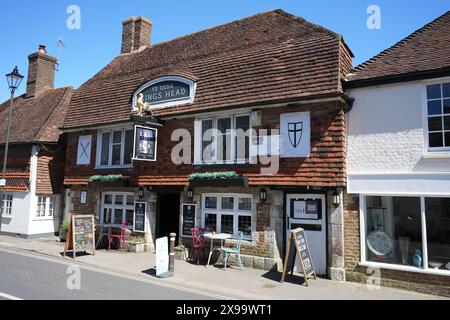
[138,187,145,199]
[187,187,194,201]
[332,191,340,207]
[260,188,267,203]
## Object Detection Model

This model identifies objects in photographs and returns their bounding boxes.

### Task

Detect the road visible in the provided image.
[0,249,226,300]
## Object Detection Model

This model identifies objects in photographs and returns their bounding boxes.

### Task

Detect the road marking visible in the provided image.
[0,292,23,300]
[0,247,237,300]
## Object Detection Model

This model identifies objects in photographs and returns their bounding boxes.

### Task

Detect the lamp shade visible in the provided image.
[332,191,340,207]
[260,188,267,202]
[6,66,24,90]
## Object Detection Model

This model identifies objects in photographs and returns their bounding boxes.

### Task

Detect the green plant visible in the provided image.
[61,221,70,231]
[89,174,123,182]
[189,171,238,180]
[127,236,145,244]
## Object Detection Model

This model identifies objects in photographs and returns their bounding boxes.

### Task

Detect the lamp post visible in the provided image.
[0,66,24,232]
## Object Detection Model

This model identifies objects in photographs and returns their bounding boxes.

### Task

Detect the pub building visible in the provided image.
[62,10,354,279]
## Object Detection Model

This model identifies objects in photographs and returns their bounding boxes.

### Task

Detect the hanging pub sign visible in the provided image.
[281,227,317,286]
[133,125,157,161]
[134,201,147,232]
[132,76,196,112]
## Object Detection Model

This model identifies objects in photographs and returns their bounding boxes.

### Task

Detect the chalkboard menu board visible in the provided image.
[64,214,95,259]
[134,202,146,232]
[181,204,197,236]
[281,227,316,286]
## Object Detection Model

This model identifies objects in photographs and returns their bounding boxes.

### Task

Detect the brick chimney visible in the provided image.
[26,45,57,98]
[121,16,152,54]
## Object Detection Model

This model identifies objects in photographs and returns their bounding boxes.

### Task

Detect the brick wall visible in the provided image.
[344,192,450,297]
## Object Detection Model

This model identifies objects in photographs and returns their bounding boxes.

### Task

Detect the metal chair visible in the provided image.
[108,222,128,252]
[189,228,207,265]
[221,231,244,271]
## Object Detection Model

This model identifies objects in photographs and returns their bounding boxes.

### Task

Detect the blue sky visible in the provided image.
[0,0,448,102]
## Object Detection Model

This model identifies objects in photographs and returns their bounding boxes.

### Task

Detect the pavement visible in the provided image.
[0,235,447,300]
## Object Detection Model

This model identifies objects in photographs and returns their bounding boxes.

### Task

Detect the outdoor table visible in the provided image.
[203,233,232,267]
[95,224,122,249]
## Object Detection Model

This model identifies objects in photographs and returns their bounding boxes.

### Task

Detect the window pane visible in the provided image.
[425,198,450,270]
[365,196,422,267]
[221,215,234,234]
[428,100,442,115]
[204,197,217,209]
[112,144,121,165]
[428,117,442,131]
[113,131,122,144]
[123,130,133,165]
[444,99,450,114]
[429,133,443,148]
[443,83,450,98]
[445,132,450,148]
[238,216,252,236]
[444,116,450,131]
[238,198,252,211]
[204,213,217,232]
[115,195,123,205]
[221,197,234,210]
[427,84,441,99]
[113,209,123,224]
[48,198,55,216]
[37,197,46,217]
[217,118,231,133]
[235,115,250,160]
[217,119,232,162]
[125,209,134,228]
[101,132,110,165]
[126,195,134,206]
[104,194,113,204]
[201,120,214,162]
[103,208,111,224]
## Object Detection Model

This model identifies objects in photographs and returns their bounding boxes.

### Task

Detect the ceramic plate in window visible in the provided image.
[367,230,393,256]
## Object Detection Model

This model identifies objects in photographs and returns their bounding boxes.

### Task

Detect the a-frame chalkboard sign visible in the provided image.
[280,228,317,286]
[64,214,96,259]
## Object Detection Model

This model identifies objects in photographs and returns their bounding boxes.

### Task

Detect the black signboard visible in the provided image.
[181,204,197,236]
[134,202,146,233]
[281,227,316,286]
[64,215,95,259]
[133,125,157,161]
[140,80,191,105]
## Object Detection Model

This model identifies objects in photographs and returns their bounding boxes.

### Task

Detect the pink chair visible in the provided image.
[189,228,207,265]
[108,222,128,252]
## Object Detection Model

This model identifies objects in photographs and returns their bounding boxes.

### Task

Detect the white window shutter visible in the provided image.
[77,135,92,165]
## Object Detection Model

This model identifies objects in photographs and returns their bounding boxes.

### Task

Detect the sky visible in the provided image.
[0,0,448,102]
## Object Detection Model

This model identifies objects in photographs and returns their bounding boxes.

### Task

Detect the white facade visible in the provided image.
[0,145,61,238]
[347,78,450,194]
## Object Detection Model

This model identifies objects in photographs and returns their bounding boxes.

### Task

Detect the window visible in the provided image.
[100,192,135,227]
[202,194,253,239]
[97,128,134,167]
[1,194,13,216]
[362,195,450,273]
[425,83,450,150]
[36,196,56,218]
[195,114,251,164]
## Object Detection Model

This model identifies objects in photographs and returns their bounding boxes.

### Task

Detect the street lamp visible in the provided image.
[0,66,24,231]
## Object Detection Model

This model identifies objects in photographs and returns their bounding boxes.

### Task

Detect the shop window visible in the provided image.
[202,194,253,239]
[195,114,251,164]
[363,195,450,273]
[97,128,134,167]
[425,83,450,150]
[1,194,13,216]
[100,192,135,227]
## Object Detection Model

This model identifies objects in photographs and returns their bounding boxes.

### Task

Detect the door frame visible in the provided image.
[156,191,181,240]
[283,191,329,276]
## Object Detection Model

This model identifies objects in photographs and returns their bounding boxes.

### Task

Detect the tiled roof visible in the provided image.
[63,9,353,129]
[347,11,450,84]
[2,167,30,192]
[0,87,73,144]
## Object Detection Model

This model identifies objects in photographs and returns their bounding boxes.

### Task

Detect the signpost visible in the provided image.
[133,201,146,232]
[155,236,172,278]
[281,228,317,286]
[64,214,96,259]
[181,203,196,237]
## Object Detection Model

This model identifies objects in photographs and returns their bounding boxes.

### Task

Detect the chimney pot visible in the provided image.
[38,45,47,54]
[121,16,152,54]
